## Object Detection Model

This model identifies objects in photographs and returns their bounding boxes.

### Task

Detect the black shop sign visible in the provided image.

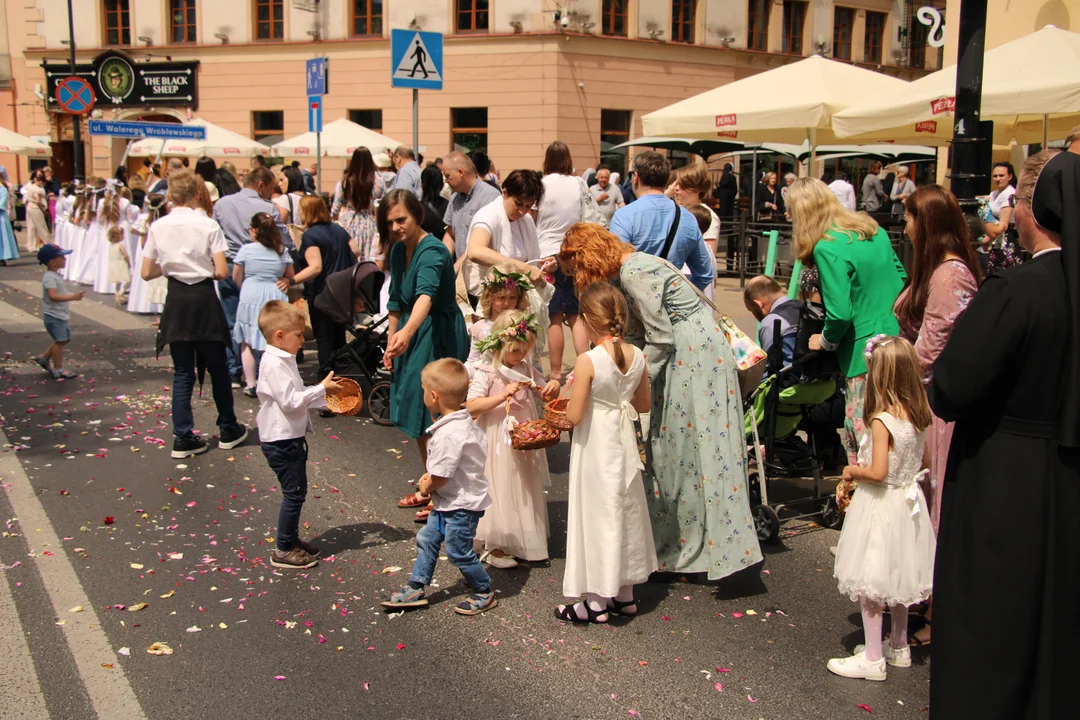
[44,51,199,109]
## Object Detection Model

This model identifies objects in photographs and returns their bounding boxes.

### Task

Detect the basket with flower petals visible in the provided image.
[325,377,363,416]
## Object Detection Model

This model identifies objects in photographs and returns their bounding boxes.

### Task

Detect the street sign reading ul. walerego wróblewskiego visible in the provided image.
[87,120,207,141]
[391,30,443,90]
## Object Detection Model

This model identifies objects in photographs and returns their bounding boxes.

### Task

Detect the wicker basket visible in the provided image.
[544,382,573,430]
[325,377,363,416]
[835,478,858,514]
[509,419,561,451]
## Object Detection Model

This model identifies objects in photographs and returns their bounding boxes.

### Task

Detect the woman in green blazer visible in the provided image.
[788,177,907,463]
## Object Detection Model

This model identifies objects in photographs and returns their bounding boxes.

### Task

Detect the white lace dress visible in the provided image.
[834,411,936,606]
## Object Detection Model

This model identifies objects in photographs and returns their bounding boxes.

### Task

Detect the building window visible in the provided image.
[600,109,632,177]
[103,0,131,46]
[456,0,489,33]
[252,111,285,146]
[747,0,770,52]
[781,1,806,55]
[671,0,696,44]
[255,0,284,41]
[352,0,383,37]
[169,0,197,44]
[348,109,383,134]
[451,108,487,154]
[833,7,854,60]
[601,0,628,37]
[864,11,886,64]
[908,11,928,68]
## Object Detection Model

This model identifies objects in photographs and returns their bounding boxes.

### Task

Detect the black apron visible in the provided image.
[155,277,230,357]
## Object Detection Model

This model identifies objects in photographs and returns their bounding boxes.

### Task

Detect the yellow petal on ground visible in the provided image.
[127,603,148,612]
[70,605,84,613]
[130,563,144,570]
[146,642,173,655]
[160,590,175,599]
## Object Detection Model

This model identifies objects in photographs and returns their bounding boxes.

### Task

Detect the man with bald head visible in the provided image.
[440,151,500,272]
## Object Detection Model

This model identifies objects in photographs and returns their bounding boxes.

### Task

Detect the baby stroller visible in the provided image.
[744,300,844,542]
[313,261,393,425]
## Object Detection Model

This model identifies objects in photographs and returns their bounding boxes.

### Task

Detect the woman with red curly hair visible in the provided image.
[559,224,762,581]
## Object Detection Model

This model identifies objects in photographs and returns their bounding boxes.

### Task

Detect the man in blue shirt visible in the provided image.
[608,152,713,290]
[390,146,423,199]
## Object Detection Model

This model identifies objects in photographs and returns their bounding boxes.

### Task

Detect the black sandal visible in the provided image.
[606,599,638,617]
[554,602,608,624]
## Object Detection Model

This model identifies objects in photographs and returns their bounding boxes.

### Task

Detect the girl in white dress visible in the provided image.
[126,194,168,314]
[67,183,96,284]
[92,186,132,295]
[73,179,107,286]
[557,282,656,624]
[828,335,936,681]
[466,310,561,567]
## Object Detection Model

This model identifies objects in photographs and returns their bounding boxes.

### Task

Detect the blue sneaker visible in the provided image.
[381,585,428,609]
[454,591,497,616]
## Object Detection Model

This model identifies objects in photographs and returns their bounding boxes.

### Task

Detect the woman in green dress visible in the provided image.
[380,189,469,484]
[559,223,762,581]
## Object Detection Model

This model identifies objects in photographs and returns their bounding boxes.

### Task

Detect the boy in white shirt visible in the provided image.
[382,358,496,616]
[255,300,341,569]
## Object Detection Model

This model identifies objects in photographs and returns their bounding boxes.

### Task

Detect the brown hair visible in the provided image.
[258,300,305,340]
[578,282,631,371]
[250,212,284,254]
[299,194,330,226]
[632,151,671,189]
[420,358,471,408]
[167,170,201,206]
[686,203,712,234]
[863,336,932,432]
[478,263,530,320]
[672,164,712,197]
[1017,148,1063,206]
[895,185,982,331]
[376,189,425,255]
[1065,124,1080,148]
[542,141,573,176]
[246,166,275,189]
[107,225,124,244]
[742,275,784,305]
[559,223,636,294]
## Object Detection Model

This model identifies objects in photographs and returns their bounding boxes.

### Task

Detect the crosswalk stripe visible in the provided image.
[0,548,49,719]
[0,280,151,331]
[0,298,44,334]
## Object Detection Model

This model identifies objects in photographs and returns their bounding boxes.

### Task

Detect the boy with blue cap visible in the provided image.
[34,243,83,379]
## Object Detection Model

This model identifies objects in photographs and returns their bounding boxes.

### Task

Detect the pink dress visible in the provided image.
[894,259,977,533]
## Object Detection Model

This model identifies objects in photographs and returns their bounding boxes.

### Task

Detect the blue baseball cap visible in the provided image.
[37,244,73,265]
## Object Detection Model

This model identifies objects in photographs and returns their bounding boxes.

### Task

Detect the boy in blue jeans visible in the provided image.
[34,244,84,379]
[382,358,496,616]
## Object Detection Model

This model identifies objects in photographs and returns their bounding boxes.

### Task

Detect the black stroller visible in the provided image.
[313,261,393,425]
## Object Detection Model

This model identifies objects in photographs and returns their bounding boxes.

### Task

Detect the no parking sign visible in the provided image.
[55,76,96,115]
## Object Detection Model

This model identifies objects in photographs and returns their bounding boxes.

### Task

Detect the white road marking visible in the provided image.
[0,429,148,720]
[1,280,150,330]
[0,550,49,720]
[0,298,43,333]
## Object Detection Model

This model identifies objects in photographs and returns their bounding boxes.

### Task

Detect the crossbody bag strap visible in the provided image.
[660,199,681,260]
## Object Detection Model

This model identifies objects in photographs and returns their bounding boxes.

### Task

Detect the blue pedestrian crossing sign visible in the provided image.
[308,95,323,133]
[391,30,443,90]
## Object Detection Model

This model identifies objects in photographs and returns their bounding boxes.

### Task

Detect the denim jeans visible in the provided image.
[170,340,239,438]
[217,266,242,377]
[409,509,490,593]
[261,438,308,552]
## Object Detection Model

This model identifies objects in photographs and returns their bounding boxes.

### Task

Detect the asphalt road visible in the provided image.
[0,255,931,720]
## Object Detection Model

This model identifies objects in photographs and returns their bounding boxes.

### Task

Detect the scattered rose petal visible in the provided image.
[147,643,173,655]
[103,516,115,525]
[747,695,757,703]
[129,563,144,570]
[187,625,201,633]
[857,704,873,713]
[396,643,406,650]
[127,603,148,612]
[628,712,639,718]
[185,501,197,508]
[273,675,287,681]
[731,612,744,618]
[117,647,130,656]
[381,566,403,574]
[70,605,84,613]
[160,591,175,599]
[716,667,731,673]
[714,682,723,692]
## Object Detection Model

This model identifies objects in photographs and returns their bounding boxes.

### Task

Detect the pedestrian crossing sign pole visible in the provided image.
[391,29,443,153]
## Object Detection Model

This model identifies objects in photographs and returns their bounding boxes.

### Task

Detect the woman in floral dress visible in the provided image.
[331,147,386,261]
[559,223,761,581]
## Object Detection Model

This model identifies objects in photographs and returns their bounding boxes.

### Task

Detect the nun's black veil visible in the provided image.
[1031,150,1080,447]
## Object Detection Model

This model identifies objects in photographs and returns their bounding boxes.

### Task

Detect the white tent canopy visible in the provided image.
[127,118,270,158]
[0,127,52,157]
[271,119,403,158]
[641,56,910,147]
[833,25,1080,145]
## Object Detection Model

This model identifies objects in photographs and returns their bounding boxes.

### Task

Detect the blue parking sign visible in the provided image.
[306,58,326,96]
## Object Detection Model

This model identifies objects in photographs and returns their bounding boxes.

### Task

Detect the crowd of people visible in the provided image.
[5,123,1080,719]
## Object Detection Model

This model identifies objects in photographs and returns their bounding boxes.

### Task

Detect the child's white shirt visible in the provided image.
[256,345,327,442]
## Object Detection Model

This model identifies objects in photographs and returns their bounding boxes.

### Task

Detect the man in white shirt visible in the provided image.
[589,166,624,224]
[390,146,423,199]
[828,171,857,212]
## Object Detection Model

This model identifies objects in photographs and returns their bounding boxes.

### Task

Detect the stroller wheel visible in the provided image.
[367,381,393,426]
[753,504,781,543]
[819,496,844,530]
[748,471,762,506]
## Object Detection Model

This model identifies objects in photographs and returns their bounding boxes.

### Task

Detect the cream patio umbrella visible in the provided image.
[0,127,52,157]
[833,25,1080,146]
[271,118,403,158]
[641,56,910,158]
[127,118,271,157]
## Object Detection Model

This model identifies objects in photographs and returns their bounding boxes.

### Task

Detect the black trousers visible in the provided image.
[308,303,345,376]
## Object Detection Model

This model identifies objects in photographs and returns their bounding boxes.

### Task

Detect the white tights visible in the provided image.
[241,344,258,389]
[859,595,909,661]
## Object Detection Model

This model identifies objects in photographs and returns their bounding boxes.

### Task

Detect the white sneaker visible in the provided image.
[853,643,911,668]
[827,650,887,681]
[480,550,518,569]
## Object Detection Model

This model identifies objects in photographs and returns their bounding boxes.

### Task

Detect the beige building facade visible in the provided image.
[1,0,944,188]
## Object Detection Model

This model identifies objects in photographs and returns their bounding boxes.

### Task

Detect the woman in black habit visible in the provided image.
[928,149,1080,719]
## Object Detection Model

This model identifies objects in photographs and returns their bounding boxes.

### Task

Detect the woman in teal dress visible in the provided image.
[380,188,469,452]
[0,169,18,264]
[560,223,762,581]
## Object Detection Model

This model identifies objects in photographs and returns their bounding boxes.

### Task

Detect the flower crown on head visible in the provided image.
[863,334,894,363]
[474,313,540,354]
[481,267,533,295]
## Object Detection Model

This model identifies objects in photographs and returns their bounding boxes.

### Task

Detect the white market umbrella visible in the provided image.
[833,25,1080,145]
[0,126,52,157]
[127,118,270,158]
[641,56,910,154]
[271,118,403,158]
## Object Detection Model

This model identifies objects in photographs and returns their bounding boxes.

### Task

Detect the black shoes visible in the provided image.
[171,435,209,459]
[218,424,249,450]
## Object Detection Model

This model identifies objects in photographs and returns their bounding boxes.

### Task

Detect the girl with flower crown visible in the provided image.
[465,310,561,568]
[464,264,534,378]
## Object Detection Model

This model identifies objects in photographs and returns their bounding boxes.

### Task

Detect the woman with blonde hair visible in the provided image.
[789,177,906,464]
[558,223,761,582]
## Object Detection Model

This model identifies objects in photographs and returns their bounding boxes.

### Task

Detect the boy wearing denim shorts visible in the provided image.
[34,244,84,380]
[382,358,496,616]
